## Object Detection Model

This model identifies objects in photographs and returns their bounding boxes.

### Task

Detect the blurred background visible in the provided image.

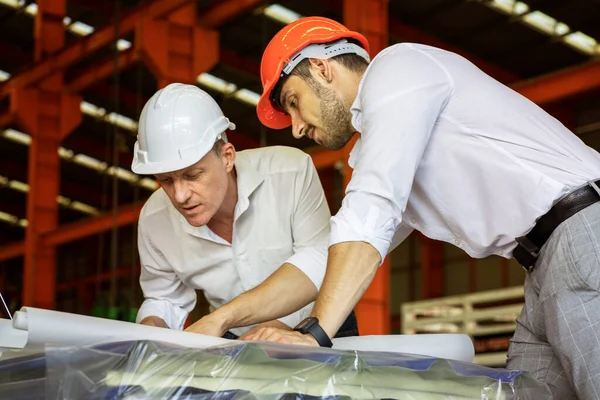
[0,0,599,367]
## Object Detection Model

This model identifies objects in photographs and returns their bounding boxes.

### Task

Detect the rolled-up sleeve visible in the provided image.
[136,222,197,330]
[330,45,453,261]
[284,154,331,290]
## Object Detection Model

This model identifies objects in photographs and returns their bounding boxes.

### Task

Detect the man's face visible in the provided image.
[278,74,356,150]
[155,150,230,227]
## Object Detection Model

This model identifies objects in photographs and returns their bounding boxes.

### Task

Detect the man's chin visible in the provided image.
[183,214,210,227]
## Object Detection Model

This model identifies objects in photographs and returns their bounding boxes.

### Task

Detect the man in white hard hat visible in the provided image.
[130,83,358,340]
[250,16,600,399]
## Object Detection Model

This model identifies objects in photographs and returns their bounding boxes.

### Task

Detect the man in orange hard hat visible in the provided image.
[251,16,600,399]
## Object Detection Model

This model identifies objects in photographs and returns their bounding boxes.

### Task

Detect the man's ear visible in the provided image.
[221,142,236,172]
[309,58,333,85]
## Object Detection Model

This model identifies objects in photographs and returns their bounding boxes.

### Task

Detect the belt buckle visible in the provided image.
[515,235,540,272]
[589,180,600,197]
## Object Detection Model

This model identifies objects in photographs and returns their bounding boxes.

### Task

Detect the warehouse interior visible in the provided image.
[0,0,600,369]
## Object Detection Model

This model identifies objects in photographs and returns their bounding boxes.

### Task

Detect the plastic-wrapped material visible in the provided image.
[0,340,551,400]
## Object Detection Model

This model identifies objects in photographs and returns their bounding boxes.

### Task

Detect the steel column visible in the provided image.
[137,3,219,88]
[12,0,82,309]
[344,0,391,335]
[420,236,444,299]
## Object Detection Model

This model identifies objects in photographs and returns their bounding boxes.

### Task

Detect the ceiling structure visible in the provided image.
[0,0,599,268]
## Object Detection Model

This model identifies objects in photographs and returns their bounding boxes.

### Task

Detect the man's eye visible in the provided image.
[289,98,297,109]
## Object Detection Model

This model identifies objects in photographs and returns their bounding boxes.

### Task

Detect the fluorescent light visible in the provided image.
[70,201,99,215]
[58,147,74,159]
[522,11,557,35]
[0,211,18,225]
[106,112,138,132]
[197,73,237,94]
[68,21,94,36]
[0,0,23,8]
[117,39,132,51]
[23,2,36,16]
[72,154,107,172]
[139,178,159,191]
[107,166,139,183]
[262,4,302,24]
[232,88,260,106]
[2,129,31,145]
[480,0,598,56]
[0,69,9,81]
[81,101,107,118]
[57,195,71,207]
[0,175,8,186]
[8,180,29,192]
[564,32,599,55]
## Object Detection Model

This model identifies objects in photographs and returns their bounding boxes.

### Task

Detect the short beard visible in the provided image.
[310,81,356,150]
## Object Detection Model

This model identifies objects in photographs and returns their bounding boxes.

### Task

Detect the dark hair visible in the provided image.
[291,52,369,81]
[272,52,369,109]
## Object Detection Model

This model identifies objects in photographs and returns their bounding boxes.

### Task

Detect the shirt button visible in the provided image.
[410,218,416,224]
[454,238,461,246]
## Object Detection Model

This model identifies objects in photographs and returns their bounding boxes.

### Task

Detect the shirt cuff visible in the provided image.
[136,299,189,330]
[329,208,398,265]
[285,247,328,290]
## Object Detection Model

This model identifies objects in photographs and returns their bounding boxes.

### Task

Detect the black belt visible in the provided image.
[513,179,600,272]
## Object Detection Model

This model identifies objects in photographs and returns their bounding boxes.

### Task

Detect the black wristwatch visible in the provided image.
[293,317,333,348]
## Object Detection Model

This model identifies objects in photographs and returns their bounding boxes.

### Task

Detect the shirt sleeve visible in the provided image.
[330,45,453,262]
[284,153,331,291]
[135,221,197,330]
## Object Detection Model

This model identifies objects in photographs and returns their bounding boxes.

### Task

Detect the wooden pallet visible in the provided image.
[401,286,525,366]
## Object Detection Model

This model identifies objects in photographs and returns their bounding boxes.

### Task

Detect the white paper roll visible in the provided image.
[10,308,475,363]
[12,307,231,349]
[332,334,475,362]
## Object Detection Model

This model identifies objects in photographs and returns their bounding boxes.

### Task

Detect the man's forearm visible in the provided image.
[312,242,381,338]
[214,263,318,331]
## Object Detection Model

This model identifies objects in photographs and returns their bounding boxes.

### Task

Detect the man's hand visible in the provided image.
[239,320,291,340]
[242,327,319,347]
[185,313,227,337]
[139,316,169,328]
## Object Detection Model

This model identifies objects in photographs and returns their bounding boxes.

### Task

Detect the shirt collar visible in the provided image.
[233,151,265,219]
[177,151,265,241]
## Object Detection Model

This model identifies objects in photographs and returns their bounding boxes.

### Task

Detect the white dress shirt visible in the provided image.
[136,146,330,336]
[330,43,600,261]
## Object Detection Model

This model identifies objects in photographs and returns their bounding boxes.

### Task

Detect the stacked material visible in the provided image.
[0,340,551,399]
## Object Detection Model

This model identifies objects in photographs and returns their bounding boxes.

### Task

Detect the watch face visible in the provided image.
[296,317,316,331]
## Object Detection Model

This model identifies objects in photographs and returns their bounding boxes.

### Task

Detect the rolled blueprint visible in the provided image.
[332,334,475,362]
[12,307,231,349]
[9,307,475,363]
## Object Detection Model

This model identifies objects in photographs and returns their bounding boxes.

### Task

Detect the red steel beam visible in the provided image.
[344,0,391,336]
[0,0,197,99]
[198,0,265,28]
[43,202,143,248]
[68,49,139,93]
[388,19,519,84]
[512,60,600,105]
[421,236,444,299]
[0,242,25,263]
[0,111,14,129]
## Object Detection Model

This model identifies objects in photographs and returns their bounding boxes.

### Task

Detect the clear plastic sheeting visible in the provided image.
[0,340,551,400]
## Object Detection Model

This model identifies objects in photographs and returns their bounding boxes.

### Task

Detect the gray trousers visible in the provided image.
[507,202,600,399]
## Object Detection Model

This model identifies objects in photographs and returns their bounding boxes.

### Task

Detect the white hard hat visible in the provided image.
[131,83,236,175]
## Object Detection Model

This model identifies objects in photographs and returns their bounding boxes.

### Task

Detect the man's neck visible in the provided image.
[344,69,366,110]
[208,169,238,243]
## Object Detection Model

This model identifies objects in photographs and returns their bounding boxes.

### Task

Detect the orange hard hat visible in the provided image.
[257,16,370,130]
